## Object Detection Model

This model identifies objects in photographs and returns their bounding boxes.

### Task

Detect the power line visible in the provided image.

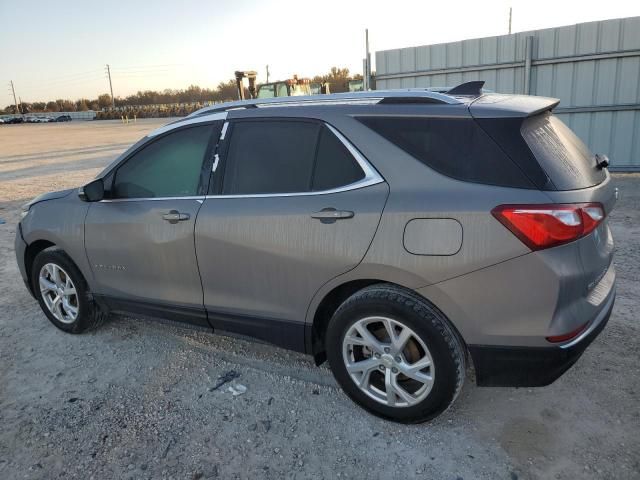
[112,73,170,79]
[15,77,109,103]
[7,64,181,102]
[21,74,107,91]
[110,63,182,71]
[110,65,176,76]
[112,69,170,75]
[18,69,105,88]
[41,67,105,78]
[18,77,108,98]
[14,64,177,90]
[110,72,171,78]
[5,63,193,104]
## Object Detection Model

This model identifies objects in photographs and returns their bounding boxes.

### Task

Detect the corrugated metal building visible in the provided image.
[375,16,640,171]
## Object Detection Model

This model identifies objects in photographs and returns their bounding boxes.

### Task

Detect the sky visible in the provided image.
[1,0,639,105]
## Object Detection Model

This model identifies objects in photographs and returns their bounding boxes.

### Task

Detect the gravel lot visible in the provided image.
[0,121,638,480]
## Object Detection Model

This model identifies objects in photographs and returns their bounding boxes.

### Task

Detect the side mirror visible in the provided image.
[79,178,104,202]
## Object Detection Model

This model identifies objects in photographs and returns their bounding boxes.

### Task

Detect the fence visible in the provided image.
[375,16,640,171]
[95,102,217,120]
[0,111,96,121]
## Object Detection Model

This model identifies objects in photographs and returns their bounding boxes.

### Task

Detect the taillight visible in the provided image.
[581,205,605,235]
[491,203,605,251]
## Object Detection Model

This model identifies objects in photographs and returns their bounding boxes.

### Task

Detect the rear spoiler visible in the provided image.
[469,93,560,119]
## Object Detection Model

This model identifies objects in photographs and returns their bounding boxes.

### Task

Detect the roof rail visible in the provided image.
[188,89,462,118]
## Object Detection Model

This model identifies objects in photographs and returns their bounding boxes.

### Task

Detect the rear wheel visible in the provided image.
[326,284,465,423]
[31,248,104,333]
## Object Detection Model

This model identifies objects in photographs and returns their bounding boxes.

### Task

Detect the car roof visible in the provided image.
[188,88,463,116]
[157,81,560,134]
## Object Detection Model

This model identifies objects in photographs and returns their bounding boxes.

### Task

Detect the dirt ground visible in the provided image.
[0,121,638,480]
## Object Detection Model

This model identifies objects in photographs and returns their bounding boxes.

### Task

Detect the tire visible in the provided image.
[325,284,465,423]
[31,248,105,333]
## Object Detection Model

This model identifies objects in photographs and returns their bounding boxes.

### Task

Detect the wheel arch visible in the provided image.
[306,278,470,368]
[24,239,57,295]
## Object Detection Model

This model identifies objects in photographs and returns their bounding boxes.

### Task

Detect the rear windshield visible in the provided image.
[521,113,605,190]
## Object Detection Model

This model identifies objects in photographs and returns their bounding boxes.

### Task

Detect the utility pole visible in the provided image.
[508,7,512,34]
[266,65,270,83]
[105,64,115,108]
[364,29,371,90]
[9,80,20,116]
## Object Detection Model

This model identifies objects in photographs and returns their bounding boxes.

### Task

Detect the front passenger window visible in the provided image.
[113,125,213,199]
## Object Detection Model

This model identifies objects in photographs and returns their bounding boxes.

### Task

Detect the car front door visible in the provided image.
[85,121,222,326]
[195,118,389,348]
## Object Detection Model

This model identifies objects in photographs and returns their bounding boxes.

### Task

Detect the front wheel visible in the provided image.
[31,248,104,333]
[326,284,466,423]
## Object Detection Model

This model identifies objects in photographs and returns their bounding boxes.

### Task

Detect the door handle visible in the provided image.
[162,210,190,224]
[311,208,354,224]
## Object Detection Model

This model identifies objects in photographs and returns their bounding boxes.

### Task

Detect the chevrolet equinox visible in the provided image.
[16,81,616,423]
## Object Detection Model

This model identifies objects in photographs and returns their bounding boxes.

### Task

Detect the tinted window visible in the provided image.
[312,127,365,191]
[475,117,553,190]
[222,121,320,194]
[522,113,605,190]
[357,116,532,188]
[113,125,212,198]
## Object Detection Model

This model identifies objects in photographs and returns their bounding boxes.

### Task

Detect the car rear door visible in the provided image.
[85,121,222,326]
[195,118,388,349]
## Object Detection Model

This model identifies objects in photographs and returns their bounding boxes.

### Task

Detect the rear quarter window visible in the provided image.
[356,116,533,188]
[312,126,365,191]
[521,113,606,190]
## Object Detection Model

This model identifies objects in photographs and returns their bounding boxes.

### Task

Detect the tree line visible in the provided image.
[3,67,360,114]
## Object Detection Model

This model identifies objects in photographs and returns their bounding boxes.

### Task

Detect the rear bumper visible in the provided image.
[469,287,615,387]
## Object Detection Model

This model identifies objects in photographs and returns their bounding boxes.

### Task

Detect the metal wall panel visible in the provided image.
[375,16,640,170]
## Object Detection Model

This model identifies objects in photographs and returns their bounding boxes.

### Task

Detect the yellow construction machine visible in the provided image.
[234,71,329,100]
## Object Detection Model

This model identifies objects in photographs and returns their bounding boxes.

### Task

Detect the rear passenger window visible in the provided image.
[222,121,366,195]
[222,121,319,195]
[357,116,532,188]
[312,127,365,191]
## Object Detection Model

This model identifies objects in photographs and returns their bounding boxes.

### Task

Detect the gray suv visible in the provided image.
[15,82,616,423]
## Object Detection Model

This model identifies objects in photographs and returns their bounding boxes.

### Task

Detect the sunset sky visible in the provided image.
[1,0,639,105]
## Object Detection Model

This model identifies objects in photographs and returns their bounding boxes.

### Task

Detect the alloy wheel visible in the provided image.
[38,263,79,324]
[342,316,434,408]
